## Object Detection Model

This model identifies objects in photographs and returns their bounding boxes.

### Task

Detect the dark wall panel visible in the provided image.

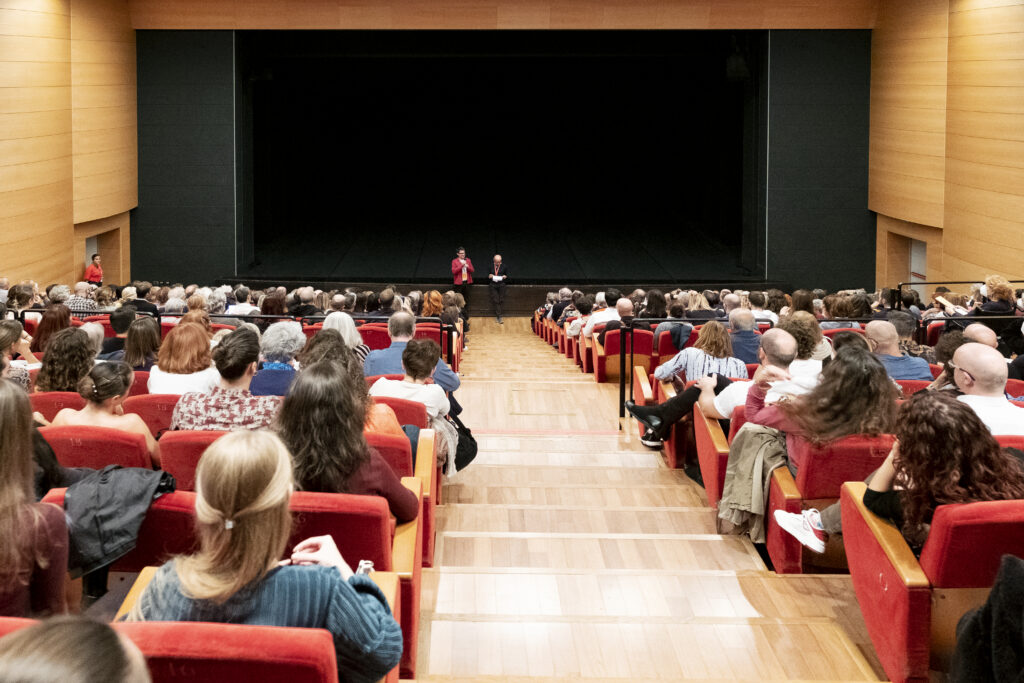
[765,30,873,291]
[133,31,235,283]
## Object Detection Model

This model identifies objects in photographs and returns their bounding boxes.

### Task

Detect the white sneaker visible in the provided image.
[773,508,826,554]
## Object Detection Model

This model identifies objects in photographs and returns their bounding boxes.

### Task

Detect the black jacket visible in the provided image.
[951,554,1024,682]
[64,465,175,577]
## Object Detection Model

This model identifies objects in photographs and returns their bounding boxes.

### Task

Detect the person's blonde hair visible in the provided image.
[687,291,711,311]
[693,320,733,359]
[169,431,293,606]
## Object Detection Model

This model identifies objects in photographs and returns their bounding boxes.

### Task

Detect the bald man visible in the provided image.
[487,254,509,323]
[597,299,651,346]
[952,343,1024,434]
[865,320,933,380]
[728,309,760,364]
[963,322,999,348]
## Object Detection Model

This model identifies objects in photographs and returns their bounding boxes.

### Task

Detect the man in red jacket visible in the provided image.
[450,246,473,318]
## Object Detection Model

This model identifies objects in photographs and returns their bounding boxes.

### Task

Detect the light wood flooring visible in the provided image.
[416,318,884,681]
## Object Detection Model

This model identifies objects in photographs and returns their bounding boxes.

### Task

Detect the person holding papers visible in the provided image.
[488,254,509,324]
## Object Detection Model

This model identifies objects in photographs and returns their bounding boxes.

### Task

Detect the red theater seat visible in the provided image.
[371,396,428,429]
[364,374,406,390]
[116,622,344,683]
[366,432,413,478]
[842,481,1024,682]
[128,370,150,396]
[38,425,153,469]
[767,434,895,574]
[159,430,228,490]
[29,391,86,422]
[594,329,654,384]
[122,394,181,437]
[822,327,865,339]
[359,327,391,350]
[1005,378,1024,396]
[896,379,931,396]
[693,403,730,509]
[929,363,943,379]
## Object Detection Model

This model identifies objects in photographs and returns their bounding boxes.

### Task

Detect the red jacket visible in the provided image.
[84,264,103,283]
[451,257,474,285]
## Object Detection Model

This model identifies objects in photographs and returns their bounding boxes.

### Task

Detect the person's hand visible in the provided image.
[696,374,717,392]
[488,273,494,279]
[885,440,900,466]
[13,333,32,357]
[290,535,353,579]
[752,364,789,389]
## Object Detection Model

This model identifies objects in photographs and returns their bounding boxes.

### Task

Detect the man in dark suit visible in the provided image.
[488,254,509,323]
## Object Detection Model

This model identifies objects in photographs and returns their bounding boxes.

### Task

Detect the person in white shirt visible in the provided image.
[148,322,220,394]
[952,342,1024,435]
[627,328,801,447]
[748,291,779,325]
[226,285,260,316]
[582,288,623,338]
[368,339,450,420]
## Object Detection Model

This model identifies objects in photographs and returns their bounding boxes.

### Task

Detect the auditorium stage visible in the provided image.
[240,222,761,289]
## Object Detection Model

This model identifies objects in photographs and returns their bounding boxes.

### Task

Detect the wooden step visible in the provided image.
[447,464,693,487]
[441,482,709,507]
[437,504,717,535]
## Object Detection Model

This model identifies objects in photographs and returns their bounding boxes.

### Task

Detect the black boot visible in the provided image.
[624,400,663,434]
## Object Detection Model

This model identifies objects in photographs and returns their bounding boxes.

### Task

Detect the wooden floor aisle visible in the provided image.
[416,319,885,682]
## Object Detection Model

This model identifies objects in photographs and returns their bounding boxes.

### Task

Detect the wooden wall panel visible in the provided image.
[875,214,944,287]
[0,0,75,285]
[70,0,137,223]
[868,0,948,228]
[128,0,878,29]
[941,0,1024,281]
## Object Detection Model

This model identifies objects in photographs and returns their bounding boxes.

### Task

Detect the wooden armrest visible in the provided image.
[393,478,422,579]
[592,338,605,357]
[414,429,436,487]
[369,571,399,612]
[695,404,729,452]
[771,467,801,501]
[843,481,929,588]
[659,379,677,400]
[115,566,158,621]
[633,368,653,403]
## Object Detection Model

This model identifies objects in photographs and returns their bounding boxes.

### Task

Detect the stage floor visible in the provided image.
[243,224,754,285]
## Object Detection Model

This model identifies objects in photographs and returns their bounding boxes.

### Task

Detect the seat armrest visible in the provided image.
[414,429,436,493]
[659,379,676,400]
[592,337,605,357]
[771,467,801,502]
[633,368,653,403]
[393,478,423,579]
[842,482,929,588]
[115,566,158,621]
[369,571,399,616]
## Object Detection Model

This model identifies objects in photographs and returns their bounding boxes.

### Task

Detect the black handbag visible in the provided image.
[449,414,478,470]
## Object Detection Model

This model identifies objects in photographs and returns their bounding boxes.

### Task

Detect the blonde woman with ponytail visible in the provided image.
[0,379,68,617]
[49,361,160,466]
[129,431,403,683]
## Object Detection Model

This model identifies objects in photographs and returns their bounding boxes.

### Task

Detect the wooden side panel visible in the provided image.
[875,214,945,289]
[128,0,878,29]
[0,0,75,285]
[868,0,949,228]
[73,211,130,284]
[71,0,137,223]
[942,0,1024,281]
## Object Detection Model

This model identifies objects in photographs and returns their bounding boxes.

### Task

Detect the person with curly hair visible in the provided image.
[34,328,94,393]
[777,390,1024,553]
[278,361,418,522]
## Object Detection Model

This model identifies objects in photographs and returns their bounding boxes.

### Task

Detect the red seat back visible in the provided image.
[927,321,945,346]
[38,425,152,469]
[413,325,441,344]
[602,329,654,356]
[302,323,323,339]
[210,323,235,333]
[123,394,181,437]
[996,435,1024,450]
[895,379,931,395]
[366,432,413,477]
[160,430,229,491]
[657,332,680,359]
[822,327,865,339]
[129,371,150,396]
[745,363,759,378]
[365,374,406,390]
[372,396,428,429]
[793,434,896,499]
[289,491,394,570]
[929,363,943,379]
[918,499,1024,588]
[0,617,36,637]
[359,328,391,350]
[1005,378,1024,397]
[160,321,177,339]
[29,392,86,422]
[115,622,339,683]
[728,404,748,442]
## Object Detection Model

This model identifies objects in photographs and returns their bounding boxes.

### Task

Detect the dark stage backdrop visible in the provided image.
[133,29,872,291]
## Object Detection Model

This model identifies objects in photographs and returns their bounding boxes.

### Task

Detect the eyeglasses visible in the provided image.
[947,360,974,383]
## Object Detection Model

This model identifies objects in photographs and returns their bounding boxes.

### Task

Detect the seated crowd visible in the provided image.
[537,279,1024,557]
[0,274,479,681]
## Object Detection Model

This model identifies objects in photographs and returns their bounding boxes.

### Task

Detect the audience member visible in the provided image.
[49,362,160,463]
[864,320,932,380]
[290,287,322,318]
[727,309,760,363]
[102,316,161,370]
[278,361,418,521]
[653,321,748,384]
[0,616,151,682]
[596,299,651,346]
[147,323,219,394]
[0,321,36,391]
[251,321,306,397]
[582,288,622,338]
[101,306,136,355]
[364,313,460,394]
[952,342,1024,434]
[125,283,158,316]
[79,322,105,358]
[889,310,935,363]
[684,291,720,321]
[565,296,594,338]
[128,430,404,682]
[29,305,71,354]
[0,379,68,617]
[322,312,370,362]
[171,328,281,431]
[776,312,826,375]
[65,282,96,313]
[548,288,574,322]
[748,291,778,324]
[421,290,443,318]
[34,328,94,393]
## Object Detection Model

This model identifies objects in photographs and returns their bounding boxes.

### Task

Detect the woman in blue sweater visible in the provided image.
[128,430,402,683]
